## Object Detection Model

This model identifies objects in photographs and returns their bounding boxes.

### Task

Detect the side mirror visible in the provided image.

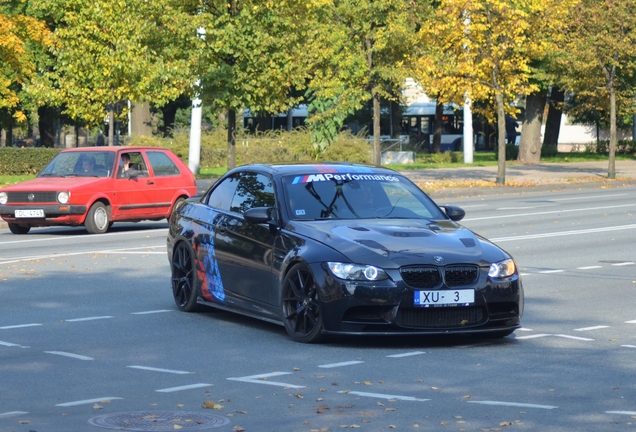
[244,207,275,224]
[441,205,465,222]
[126,169,139,179]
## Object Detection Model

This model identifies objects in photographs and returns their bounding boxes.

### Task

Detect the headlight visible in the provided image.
[327,262,388,281]
[0,192,7,205]
[57,191,70,204]
[488,258,516,278]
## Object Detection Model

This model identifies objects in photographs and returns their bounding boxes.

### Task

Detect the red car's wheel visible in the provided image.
[85,202,110,234]
[8,223,30,234]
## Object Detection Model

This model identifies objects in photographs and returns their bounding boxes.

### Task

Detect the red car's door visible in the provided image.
[144,150,187,217]
[112,151,157,220]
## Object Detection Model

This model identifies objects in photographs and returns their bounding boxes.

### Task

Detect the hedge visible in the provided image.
[0,147,62,175]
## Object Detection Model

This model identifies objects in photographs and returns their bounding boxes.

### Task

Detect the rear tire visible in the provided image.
[85,202,110,234]
[8,223,30,234]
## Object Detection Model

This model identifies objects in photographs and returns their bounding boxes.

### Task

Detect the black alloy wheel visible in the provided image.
[282,263,324,343]
[8,223,30,234]
[171,241,202,312]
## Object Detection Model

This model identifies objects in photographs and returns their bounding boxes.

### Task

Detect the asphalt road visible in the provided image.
[1,185,636,432]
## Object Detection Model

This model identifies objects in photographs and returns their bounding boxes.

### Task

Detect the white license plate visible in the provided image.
[15,209,44,218]
[414,289,474,307]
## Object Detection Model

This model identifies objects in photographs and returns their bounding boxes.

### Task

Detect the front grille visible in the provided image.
[396,306,484,328]
[400,266,441,288]
[6,191,58,203]
[444,265,479,287]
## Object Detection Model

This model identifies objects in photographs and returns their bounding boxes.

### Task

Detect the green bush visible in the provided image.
[541,145,559,158]
[0,147,62,175]
[493,143,519,161]
[585,139,636,155]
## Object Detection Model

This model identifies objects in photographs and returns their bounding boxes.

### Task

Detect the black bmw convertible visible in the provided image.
[167,163,524,343]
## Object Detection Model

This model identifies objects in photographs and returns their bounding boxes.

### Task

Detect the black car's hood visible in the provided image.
[288,218,506,268]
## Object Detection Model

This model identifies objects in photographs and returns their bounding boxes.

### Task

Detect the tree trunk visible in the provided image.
[108,107,115,146]
[518,91,546,164]
[372,89,381,165]
[131,101,153,138]
[390,99,401,139]
[432,101,443,153]
[38,106,57,148]
[227,108,237,170]
[495,92,506,184]
[608,85,616,179]
[543,86,564,148]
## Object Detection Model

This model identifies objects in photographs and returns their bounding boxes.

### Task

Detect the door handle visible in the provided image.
[146,180,154,185]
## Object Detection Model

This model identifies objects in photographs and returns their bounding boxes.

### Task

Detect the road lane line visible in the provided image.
[625,320,636,324]
[621,345,636,349]
[468,401,557,409]
[339,391,429,401]
[577,266,603,270]
[227,372,306,389]
[607,411,636,415]
[465,204,635,222]
[538,270,565,274]
[0,323,42,330]
[612,262,635,266]
[65,316,113,322]
[554,334,594,341]
[574,326,609,331]
[515,334,552,339]
[131,310,172,315]
[490,223,636,242]
[127,366,193,374]
[156,384,213,393]
[0,229,166,246]
[56,397,122,407]
[0,340,28,348]
[0,245,165,265]
[386,351,426,358]
[0,412,28,418]
[319,361,365,368]
[45,351,93,360]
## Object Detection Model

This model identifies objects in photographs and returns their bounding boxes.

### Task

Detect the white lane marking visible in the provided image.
[56,397,122,407]
[515,334,552,339]
[0,323,42,330]
[0,411,28,418]
[156,383,213,393]
[0,229,166,246]
[546,193,627,202]
[65,316,113,322]
[468,401,557,409]
[131,310,172,315]
[625,320,636,324]
[319,361,365,368]
[621,345,636,349]
[110,251,166,254]
[612,262,635,266]
[127,366,193,374]
[517,327,534,332]
[465,204,635,222]
[491,223,636,242]
[386,351,426,358]
[497,205,551,210]
[227,372,305,389]
[339,391,429,402]
[538,270,565,274]
[0,245,164,265]
[574,326,609,331]
[577,266,603,270]
[44,351,94,360]
[607,411,636,415]
[0,340,28,348]
[554,334,594,341]
[519,272,531,276]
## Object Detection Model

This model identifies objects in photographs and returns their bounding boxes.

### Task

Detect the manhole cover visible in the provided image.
[88,411,230,431]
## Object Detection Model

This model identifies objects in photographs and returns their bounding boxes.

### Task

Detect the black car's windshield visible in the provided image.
[38,152,115,178]
[282,172,445,220]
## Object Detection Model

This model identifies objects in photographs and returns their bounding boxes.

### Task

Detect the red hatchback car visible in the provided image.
[0,146,198,234]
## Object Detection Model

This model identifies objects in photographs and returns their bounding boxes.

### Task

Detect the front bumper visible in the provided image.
[1,204,88,226]
[310,262,523,336]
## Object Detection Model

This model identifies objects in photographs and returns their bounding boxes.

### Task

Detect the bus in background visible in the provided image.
[402,102,464,152]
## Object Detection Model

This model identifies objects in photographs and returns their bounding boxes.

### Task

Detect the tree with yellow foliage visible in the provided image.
[417,0,564,183]
[0,4,50,124]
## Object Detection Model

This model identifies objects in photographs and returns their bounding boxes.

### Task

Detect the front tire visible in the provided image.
[282,263,324,343]
[8,223,30,234]
[85,202,110,234]
[171,241,202,312]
